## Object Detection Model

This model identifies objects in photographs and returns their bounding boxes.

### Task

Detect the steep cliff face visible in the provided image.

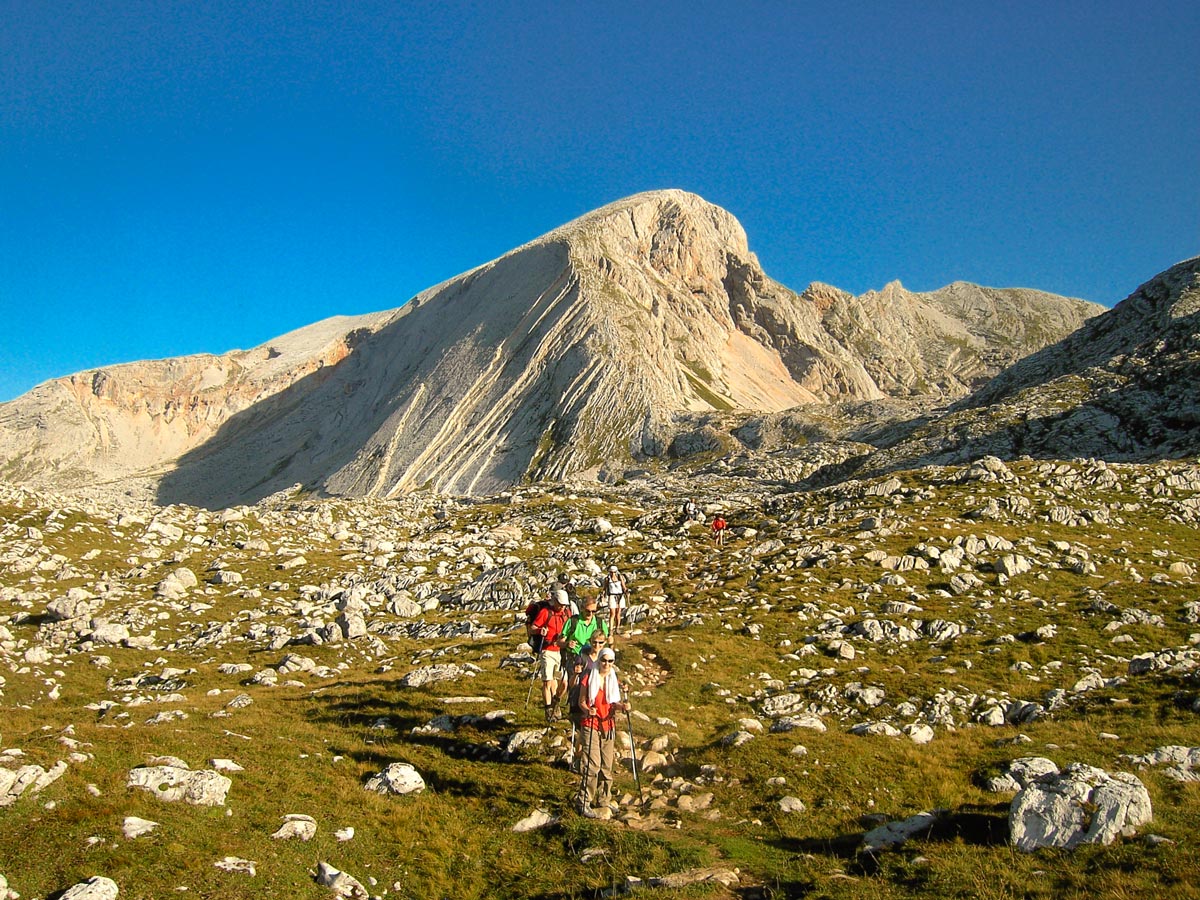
[157,191,865,504]
[0,190,1104,505]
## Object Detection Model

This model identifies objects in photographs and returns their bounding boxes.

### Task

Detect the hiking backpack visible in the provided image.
[524,598,550,652]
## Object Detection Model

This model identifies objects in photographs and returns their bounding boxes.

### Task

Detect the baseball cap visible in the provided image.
[599,647,616,661]
[552,589,568,604]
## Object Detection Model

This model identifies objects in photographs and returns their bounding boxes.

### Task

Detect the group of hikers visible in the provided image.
[525,568,631,819]
[518,504,730,819]
[681,498,728,547]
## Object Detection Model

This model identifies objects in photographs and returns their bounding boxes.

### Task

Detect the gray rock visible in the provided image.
[512,809,559,832]
[504,729,548,755]
[904,724,935,744]
[88,622,131,645]
[271,814,317,840]
[122,816,159,839]
[778,796,806,813]
[984,757,1060,793]
[1010,763,1152,851]
[676,792,714,813]
[400,663,472,687]
[47,591,102,621]
[769,714,827,733]
[862,811,939,851]
[213,856,256,876]
[761,693,808,718]
[313,861,369,900]
[0,761,68,807]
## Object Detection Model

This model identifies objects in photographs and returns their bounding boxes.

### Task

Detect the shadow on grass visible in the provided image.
[767,802,1010,882]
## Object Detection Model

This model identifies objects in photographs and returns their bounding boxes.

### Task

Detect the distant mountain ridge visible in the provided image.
[833,254,1200,480]
[0,190,1104,506]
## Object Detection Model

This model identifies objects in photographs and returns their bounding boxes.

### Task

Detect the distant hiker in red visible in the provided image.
[531,589,570,722]
[575,647,626,818]
[711,514,728,547]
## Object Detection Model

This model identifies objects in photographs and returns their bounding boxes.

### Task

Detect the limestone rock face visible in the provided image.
[0,312,390,495]
[0,190,1101,504]
[837,255,1200,480]
[813,279,1100,397]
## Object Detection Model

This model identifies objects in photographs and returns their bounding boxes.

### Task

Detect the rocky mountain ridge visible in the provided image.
[0,190,1103,506]
[830,254,1200,482]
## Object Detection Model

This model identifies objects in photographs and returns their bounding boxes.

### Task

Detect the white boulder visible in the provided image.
[1010,763,1152,851]
[127,764,231,806]
[364,762,425,796]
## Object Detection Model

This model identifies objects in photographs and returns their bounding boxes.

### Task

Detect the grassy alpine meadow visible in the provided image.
[2,457,1200,899]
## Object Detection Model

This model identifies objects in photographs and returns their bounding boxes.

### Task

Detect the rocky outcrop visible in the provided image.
[813,279,1100,397]
[836,256,1200,479]
[0,313,390,494]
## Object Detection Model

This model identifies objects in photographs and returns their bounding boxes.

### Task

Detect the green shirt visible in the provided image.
[562,614,609,652]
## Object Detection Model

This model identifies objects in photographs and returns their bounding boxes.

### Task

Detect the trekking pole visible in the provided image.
[524,658,540,708]
[622,683,646,808]
[577,722,597,813]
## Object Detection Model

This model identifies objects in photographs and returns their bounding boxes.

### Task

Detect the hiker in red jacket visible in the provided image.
[575,647,626,818]
[711,514,728,547]
[531,589,570,722]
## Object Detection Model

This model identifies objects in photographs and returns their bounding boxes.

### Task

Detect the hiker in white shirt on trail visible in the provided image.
[603,565,628,635]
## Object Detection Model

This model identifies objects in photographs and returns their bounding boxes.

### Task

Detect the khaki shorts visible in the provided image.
[540,649,563,682]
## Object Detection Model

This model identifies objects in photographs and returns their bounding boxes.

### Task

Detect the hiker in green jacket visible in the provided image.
[561,597,610,693]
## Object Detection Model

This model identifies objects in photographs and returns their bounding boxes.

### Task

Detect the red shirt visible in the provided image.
[532,605,569,651]
[712,517,727,531]
[579,671,619,733]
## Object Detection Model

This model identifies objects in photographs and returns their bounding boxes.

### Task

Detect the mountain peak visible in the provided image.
[0,193,1106,505]
[542,189,752,261]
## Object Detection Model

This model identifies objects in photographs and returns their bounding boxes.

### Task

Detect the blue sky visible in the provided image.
[2,0,1197,402]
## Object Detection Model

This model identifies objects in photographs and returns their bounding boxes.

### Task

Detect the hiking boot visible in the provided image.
[590,806,612,820]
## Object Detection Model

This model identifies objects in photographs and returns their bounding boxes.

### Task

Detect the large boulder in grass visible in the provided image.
[364,763,425,796]
[127,764,231,806]
[1009,763,1151,851]
[60,876,120,899]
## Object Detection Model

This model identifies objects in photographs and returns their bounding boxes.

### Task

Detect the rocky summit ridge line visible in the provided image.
[0,190,1103,506]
